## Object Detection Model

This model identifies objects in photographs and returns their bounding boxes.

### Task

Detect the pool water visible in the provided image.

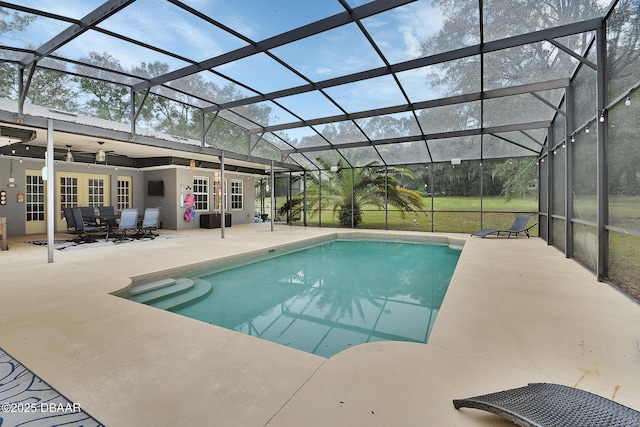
[171,239,460,357]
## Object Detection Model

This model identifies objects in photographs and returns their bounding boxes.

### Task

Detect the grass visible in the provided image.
[426,196,536,212]
[278,196,538,234]
[608,231,640,302]
[267,194,639,234]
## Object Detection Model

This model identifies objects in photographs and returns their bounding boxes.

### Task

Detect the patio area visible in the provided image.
[1,224,639,426]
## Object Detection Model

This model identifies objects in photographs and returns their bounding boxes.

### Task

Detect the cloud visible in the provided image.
[170,19,226,59]
[399,3,444,40]
[399,25,422,58]
[359,2,444,64]
[396,3,444,59]
[18,0,96,20]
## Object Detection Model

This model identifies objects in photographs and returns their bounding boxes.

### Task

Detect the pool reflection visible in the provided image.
[171,240,460,357]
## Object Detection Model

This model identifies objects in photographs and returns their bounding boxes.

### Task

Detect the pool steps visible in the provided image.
[130,278,194,304]
[153,279,212,310]
[129,277,176,296]
[128,278,212,310]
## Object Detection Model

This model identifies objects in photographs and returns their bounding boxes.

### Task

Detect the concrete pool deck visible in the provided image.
[1,224,639,426]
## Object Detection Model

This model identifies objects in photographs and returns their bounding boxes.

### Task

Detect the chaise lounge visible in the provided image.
[472,214,536,238]
[453,382,640,427]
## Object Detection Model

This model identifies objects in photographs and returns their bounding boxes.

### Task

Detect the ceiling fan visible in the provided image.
[66,141,125,164]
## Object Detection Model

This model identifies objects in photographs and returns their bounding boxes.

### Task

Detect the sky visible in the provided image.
[1,0,619,167]
[1,0,610,137]
[5,0,444,117]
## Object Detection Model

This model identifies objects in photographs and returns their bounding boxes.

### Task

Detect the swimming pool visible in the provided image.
[135,237,461,357]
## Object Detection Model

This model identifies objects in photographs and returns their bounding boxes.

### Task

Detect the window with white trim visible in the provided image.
[116,176,132,211]
[192,176,209,211]
[59,176,78,219]
[231,179,243,210]
[26,174,45,222]
[87,178,106,206]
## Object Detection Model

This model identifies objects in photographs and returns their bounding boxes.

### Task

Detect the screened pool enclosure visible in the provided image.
[0,0,638,301]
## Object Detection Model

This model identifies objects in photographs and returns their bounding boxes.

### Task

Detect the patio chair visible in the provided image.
[139,207,161,239]
[63,207,84,242]
[98,205,118,237]
[98,205,115,215]
[115,208,139,242]
[453,382,640,427]
[471,214,536,238]
[79,206,99,226]
[71,208,105,242]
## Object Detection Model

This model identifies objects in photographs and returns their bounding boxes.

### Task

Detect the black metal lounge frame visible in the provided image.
[453,383,640,427]
[471,214,537,238]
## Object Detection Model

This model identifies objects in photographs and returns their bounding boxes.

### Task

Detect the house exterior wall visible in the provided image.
[0,157,32,236]
[174,167,255,230]
[144,168,178,230]
[0,158,254,236]
[0,156,144,236]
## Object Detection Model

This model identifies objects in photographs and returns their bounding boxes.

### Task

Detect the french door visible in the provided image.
[24,170,46,234]
[56,172,110,231]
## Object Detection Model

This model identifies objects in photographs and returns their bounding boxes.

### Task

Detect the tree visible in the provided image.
[421,0,603,85]
[0,10,37,99]
[26,68,79,112]
[0,12,78,110]
[75,52,130,122]
[0,8,36,33]
[489,158,538,199]
[279,159,425,227]
[0,62,17,99]
[606,0,640,198]
[418,0,604,146]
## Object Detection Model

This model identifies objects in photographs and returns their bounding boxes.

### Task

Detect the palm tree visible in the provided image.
[279,159,425,227]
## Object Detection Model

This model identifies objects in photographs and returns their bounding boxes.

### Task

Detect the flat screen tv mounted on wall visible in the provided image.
[147,180,165,196]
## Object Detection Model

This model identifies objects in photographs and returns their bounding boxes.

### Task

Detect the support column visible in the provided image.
[479,161,484,229]
[220,152,225,239]
[384,167,389,230]
[46,120,55,263]
[351,169,355,228]
[595,24,608,281]
[318,167,322,227]
[270,160,275,232]
[546,128,554,246]
[565,86,574,258]
[303,172,307,226]
[130,87,135,136]
[287,172,292,224]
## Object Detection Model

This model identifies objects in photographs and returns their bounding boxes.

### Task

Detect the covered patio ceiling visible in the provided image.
[0,0,612,172]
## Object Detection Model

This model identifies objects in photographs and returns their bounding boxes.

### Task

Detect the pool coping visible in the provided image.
[120,231,466,297]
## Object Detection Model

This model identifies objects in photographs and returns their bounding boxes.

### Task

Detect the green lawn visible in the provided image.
[608,231,640,302]
[267,194,640,236]
[427,196,536,212]
[283,196,538,234]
